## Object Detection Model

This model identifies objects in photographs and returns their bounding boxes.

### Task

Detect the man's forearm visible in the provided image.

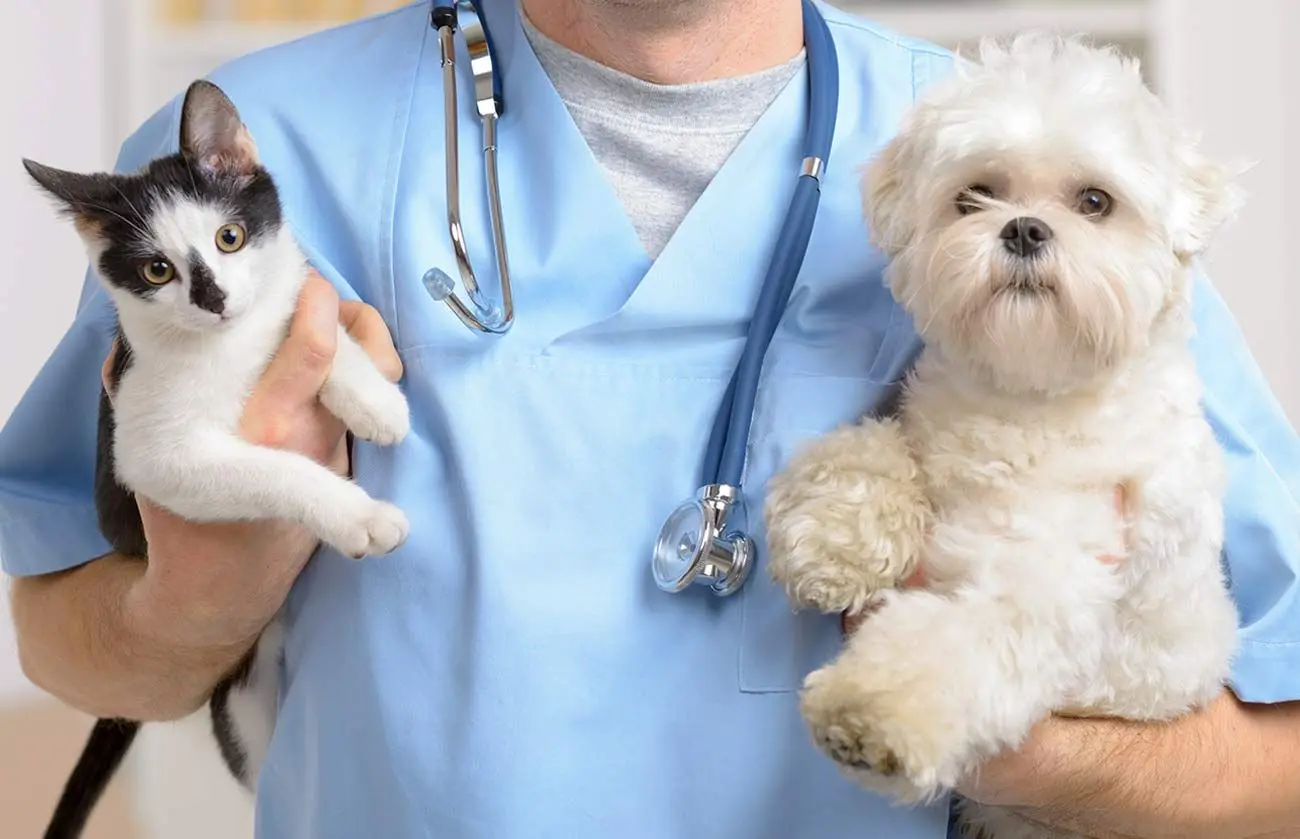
[10,553,257,721]
[1000,692,1300,839]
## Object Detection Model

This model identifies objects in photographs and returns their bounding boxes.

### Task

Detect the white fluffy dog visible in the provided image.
[763,34,1246,838]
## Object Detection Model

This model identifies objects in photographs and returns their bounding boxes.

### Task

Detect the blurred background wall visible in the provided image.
[1,1,1297,836]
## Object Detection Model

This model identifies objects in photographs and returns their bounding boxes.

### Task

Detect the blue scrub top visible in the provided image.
[4,1,1300,837]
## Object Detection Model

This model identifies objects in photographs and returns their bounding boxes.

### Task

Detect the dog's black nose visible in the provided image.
[1000,217,1053,258]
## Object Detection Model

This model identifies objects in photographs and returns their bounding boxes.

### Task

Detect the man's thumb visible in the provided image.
[254,274,339,413]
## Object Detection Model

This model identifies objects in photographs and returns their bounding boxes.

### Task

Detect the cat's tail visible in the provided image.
[43,717,141,839]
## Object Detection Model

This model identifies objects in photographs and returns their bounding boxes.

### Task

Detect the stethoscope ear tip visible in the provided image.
[422,268,456,302]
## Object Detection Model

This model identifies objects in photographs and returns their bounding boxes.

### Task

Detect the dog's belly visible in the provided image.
[920,475,1231,719]
[920,480,1125,593]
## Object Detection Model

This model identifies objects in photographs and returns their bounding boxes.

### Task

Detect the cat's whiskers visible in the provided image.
[77,200,152,243]
[111,184,153,241]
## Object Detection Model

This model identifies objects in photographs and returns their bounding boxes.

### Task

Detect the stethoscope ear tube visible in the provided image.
[425,0,515,334]
[711,174,825,487]
[702,0,838,491]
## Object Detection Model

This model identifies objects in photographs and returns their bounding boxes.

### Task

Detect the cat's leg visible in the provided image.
[210,615,285,791]
[798,535,1124,804]
[121,434,408,557]
[318,325,411,446]
[764,417,929,615]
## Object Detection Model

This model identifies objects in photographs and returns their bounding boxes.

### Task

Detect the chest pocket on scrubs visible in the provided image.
[735,281,918,695]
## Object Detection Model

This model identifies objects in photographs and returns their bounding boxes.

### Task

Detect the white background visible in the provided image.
[2,1,1298,836]
[0,0,108,706]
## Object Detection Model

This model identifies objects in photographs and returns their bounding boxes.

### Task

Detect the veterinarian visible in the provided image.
[4,0,1300,837]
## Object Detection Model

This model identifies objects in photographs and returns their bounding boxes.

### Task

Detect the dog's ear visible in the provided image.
[1169,134,1250,260]
[861,133,917,256]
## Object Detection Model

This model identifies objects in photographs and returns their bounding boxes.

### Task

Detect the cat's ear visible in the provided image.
[179,80,260,177]
[22,158,120,237]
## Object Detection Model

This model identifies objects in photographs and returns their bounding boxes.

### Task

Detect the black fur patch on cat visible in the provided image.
[42,719,140,839]
[22,152,282,300]
[94,328,145,560]
[187,250,228,314]
[209,651,258,785]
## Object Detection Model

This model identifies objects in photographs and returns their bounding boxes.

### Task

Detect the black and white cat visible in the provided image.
[23,79,411,838]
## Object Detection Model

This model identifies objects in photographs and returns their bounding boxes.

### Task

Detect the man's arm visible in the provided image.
[11,553,256,721]
[960,691,1300,839]
[7,276,402,721]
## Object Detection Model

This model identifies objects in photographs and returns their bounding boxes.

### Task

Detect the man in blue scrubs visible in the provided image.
[6,0,1300,837]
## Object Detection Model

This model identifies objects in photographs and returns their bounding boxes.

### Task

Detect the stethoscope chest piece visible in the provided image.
[652,484,754,597]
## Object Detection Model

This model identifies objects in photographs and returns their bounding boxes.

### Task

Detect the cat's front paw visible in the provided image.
[325,378,411,447]
[320,498,410,559]
[799,650,970,804]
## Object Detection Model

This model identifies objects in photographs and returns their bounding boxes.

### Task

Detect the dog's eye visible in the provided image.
[956,185,995,215]
[1076,187,1114,218]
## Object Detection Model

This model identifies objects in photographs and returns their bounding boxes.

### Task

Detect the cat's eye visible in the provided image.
[139,258,175,286]
[956,184,995,215]
[1076,187,1114,218]
[216,223,247,253]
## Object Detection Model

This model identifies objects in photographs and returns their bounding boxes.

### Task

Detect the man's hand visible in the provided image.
[121,270,403,652]
[948,691,1300,839]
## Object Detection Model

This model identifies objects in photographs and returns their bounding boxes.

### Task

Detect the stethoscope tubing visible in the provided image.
[705,0,839,488]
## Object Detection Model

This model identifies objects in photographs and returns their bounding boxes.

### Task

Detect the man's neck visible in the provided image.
[518,0,804,84]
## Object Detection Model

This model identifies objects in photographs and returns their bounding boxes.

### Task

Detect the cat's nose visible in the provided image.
[190,281,226,315]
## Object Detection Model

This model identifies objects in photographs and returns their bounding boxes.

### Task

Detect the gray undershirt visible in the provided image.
[520,12,805,260]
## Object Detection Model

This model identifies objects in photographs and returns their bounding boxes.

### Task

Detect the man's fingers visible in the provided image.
[339,299,403,382]
[270,282,338,389]
[101,340,118,399]
[1100,483,1134,566]
[841,611,868,636]
[251,273,340,414]
[840,566,927,636]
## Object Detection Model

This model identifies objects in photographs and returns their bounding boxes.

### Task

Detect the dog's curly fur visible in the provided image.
[763,34,1247,838]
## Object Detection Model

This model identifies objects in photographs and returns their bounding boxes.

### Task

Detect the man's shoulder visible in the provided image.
[204,3,429,126]
[816,0,956,99]
[118,3,428,170]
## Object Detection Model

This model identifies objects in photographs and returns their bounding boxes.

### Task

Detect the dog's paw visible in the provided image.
[765,530,900,615]
[764,419,929,614]
[799,658,967,804]
[323,378,411,447]
[318,497,410,558]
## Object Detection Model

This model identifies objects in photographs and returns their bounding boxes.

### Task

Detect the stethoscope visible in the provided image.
[427,0,839,597]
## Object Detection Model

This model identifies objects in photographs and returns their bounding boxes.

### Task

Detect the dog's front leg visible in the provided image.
[799,546,1124,804]
[764,417,930,615]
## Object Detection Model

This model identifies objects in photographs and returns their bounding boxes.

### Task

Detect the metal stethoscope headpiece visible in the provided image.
[424,0,515,334]
[651,484,755,596]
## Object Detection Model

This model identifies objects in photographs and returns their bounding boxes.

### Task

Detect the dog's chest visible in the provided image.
[903,402,1131,514]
